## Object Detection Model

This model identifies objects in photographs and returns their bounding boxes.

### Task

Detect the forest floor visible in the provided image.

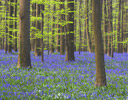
[0,50,128,100]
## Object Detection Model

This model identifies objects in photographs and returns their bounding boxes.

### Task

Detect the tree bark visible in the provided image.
[5,0,8,54]
[86,0,92,53]
[31,3,36,51]
[50,2,56,54]
[17,0,31,68]
[14,0,17,52]
[60,0,65,55]
[41,4,44,62]
[56,23,60,52]
[107,0,113,57]
[103,0,108,54]
[117,0,121,53]
[92,0,107,87]
[34,4,41,56]
[8,0,14,53]
[65,0,75,61]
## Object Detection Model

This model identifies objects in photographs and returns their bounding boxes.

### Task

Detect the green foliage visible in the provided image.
[0,0,128,52]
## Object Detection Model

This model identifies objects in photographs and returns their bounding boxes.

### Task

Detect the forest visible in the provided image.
[0,0,128,99]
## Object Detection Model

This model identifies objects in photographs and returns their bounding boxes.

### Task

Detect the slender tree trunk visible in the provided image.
[50,2,55,54]
[8,0,14,53]
[92,0,107,87]
[78,0,82,55]
[41,4,44,62]
[14,0,17,52]
[17,0,31,68]
[86,0,92,52]
[34,4,41,56]
[83,0,87,51]
[121,0,124,53]
[31,3,36,51]
[103,0,108,54]
[65,0,75,61]
[123,0,127,52]
[74,0,77,52]
[47,1,50,55]
[117,0,121,53]
[60,0,65,55]
[56,21,60,52]
[5,0,8,54]
[107,0,113,57]
[2,33,4,50]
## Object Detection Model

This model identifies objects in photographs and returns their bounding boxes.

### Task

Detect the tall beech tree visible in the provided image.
[14,0,17,52]
[56,0,60,53]
[60,0,65,55]
[31,3,36,51]
[86,0,92,53]
[103,0,108,54]
[41,4,44,62]
[35,4,41,56]
[65,0,75,61]
[117,0,121,53]
[8,0,14,53]
[56,1,60,53]
[78,0,81,54]
[92,0,107,87]
[107,0,113,57]
[5,0,8,54]
[17,0,31,68]
[121,0,124,52]
[50,2,55,54]
[83,0,87,51]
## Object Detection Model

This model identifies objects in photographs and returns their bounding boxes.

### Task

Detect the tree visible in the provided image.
[85,0,92,53]
[8,0,14,53]
[117,0,121,53]
[34,4,41,56]
[17,0,31,68]
[41,4,44,62]
[50,1,55,54]
[65,0,75,61]
[92,0,107,87]
[5,0,8,54]
[107,0,113,57]
[56,2,60,53]
[83,0,87,51]
[31,3,36,51]
[60,0,65,55]
[103,0,108,54]
[14,0,17,52]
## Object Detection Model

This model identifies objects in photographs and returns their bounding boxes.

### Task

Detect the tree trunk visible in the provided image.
[60,0,65,55]
[34,4,41,56]
[14,0,17,52]
[17,0,31,68]
[86,0,92,53]
[5,0,8,54]
[79,0,82,55]
[50,3,56,54]
[107,0,113,57]
[41,4,44,62]
[56,23,60,52]
[31,3,36,51]
[121,0,124,53]
[117,0,121,53]
[65,0,75,61]
[103,0,108,54]
[83,0,87,51]
[8,0,14,53]
[92,0,107,87]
